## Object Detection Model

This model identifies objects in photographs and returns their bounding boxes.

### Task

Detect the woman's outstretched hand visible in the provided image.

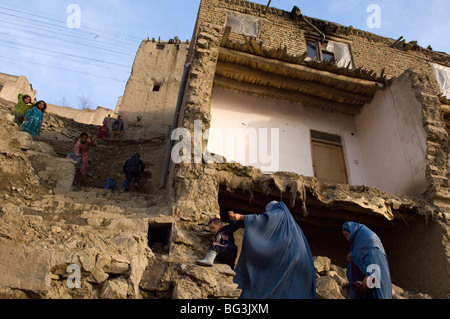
[228,211,244,221]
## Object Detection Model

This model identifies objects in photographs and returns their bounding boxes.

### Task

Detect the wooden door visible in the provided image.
[311,138,348,185]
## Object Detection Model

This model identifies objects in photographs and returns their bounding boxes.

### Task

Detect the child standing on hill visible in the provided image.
[196,217,241,269]
[13,94,35,125]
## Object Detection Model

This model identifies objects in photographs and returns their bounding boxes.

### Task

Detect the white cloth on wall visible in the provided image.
[432,63,450,99]
[225,10,261,38]
[326,41,354,69]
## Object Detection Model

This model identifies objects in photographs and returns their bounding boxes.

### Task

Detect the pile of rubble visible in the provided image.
[313,256,431,299]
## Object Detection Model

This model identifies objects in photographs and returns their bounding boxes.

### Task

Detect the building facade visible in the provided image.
[157,0,450,298]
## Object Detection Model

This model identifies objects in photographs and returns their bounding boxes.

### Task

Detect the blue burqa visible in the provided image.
[234,201,316,299]
[343,222,392,299]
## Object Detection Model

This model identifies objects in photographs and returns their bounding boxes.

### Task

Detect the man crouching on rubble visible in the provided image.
[196,217,241,269]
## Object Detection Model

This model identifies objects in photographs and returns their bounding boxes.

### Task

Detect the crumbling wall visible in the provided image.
[194,0,447,92]
[355,70,429,196]
[117,41,190,140]
[0,73,36,103]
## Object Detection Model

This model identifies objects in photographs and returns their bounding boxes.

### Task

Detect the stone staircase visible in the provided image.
[26,187,172,222]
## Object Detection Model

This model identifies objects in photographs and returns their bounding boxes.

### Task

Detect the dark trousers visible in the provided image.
[210,243,238,269]
[122,167,141,191]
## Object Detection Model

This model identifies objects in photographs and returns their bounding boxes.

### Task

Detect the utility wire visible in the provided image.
[0,37,133,69]
[0,10,141,48]
[0,41,132,73]
[0,4,143,43]
[0,54,128,82]
[0,23,137,58]
[0,13,140,51]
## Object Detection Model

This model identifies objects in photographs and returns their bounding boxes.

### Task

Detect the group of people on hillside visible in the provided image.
[12,94,126,141]
[12,94,143,191]
[197,201,393,300]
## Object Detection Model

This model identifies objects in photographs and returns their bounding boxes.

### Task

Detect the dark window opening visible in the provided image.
[153,85,161,92]
[311,130,342,144]
[322,50,335,62]
[148,223,173,254]
[306,40,318,60]
[156,44,165,50]
[306,38,336,62]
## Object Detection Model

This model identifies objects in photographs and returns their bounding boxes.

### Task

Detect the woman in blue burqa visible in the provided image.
[342,221,392,299]
[228,201,316,299]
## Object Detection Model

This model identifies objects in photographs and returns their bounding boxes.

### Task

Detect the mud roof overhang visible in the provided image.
[214,33,386,115]
[216,164,425,229]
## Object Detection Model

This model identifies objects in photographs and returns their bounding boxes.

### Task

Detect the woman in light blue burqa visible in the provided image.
[229,201,316,299]
[342,221,392,299]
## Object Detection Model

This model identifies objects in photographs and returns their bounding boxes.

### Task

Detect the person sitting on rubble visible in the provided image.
[96,120,109,140]
[196,218,241,270]
[12,94,35,126]
[228,201,316,299]
[111,115,125,140]
[342,221,392,299]
[121,153,145,192]
[67,132,97,176]
[20,100,47,139]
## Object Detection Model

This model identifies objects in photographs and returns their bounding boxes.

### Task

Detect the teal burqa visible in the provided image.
[234,201,316,299]
[21,107,44,139]
[343,221,392,299]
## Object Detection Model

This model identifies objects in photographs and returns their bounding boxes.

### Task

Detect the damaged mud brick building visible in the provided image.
[155,0,450,298]
[1,0,449,300]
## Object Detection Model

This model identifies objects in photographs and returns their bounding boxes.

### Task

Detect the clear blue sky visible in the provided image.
[0,0,448,111]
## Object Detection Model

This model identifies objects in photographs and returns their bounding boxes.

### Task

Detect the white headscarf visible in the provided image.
[266,201,279,212]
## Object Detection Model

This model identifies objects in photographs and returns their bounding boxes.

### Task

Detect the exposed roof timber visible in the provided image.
[216,61,373,105]
[218,47,382,95]
[214,76,366,115]
[220,37,387,83]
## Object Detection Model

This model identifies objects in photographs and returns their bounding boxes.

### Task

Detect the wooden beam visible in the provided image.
[441,104,450,115]
[220,26,232,47]
[213,75,362,115]
[216,61,373,105]
[218,47,381,92]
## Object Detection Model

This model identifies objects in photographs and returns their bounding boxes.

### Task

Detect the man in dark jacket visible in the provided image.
[121,153,146,191]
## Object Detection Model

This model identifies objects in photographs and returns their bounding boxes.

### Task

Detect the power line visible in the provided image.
[0,10,141,49]
[0,15,139,53]
[0,54,128,83]
[0,4,143,43]
[0,37,133,69]
[0,41,132,73]
[0,22,138,59]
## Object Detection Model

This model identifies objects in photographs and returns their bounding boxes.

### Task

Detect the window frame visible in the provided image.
[305,37,335,62]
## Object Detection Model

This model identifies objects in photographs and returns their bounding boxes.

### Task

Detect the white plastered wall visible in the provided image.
[207,87,366,185]
[208,83,428,197]
[354,77,428,196]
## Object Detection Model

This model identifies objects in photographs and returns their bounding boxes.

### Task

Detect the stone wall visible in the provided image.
[46,104,117,126]
[116,41,190,140]
[0,73,37,103]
